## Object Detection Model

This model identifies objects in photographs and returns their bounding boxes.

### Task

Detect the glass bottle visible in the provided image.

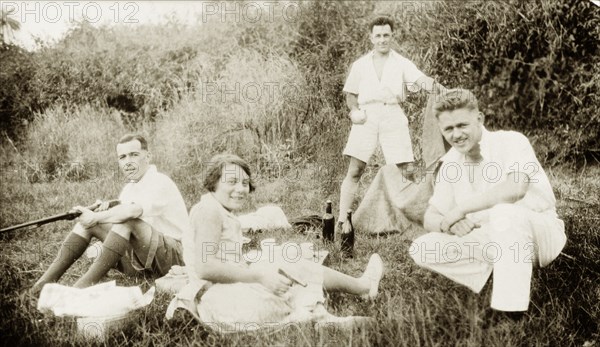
[322,200,335,242]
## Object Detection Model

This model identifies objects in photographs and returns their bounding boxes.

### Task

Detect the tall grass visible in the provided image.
[17,105,125,183]
[0,0,599,346]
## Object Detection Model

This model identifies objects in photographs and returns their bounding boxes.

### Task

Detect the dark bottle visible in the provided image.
[340,210,355,258]
[322,200,335,242]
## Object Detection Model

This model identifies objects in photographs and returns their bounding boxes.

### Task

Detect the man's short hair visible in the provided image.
[369,16,394,32]
[203,154,256,193]
[118,133,148,150]
[432,89,479,118]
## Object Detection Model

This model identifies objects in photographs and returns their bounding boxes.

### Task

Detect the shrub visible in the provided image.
[4,0,598,169]
[0,43,37,136]
[425,0,600,164]
[21,105,124,183]
[8,19,244,135]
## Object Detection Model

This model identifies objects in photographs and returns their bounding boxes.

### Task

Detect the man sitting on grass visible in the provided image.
[409,89,567,319]
[32,134,189,292]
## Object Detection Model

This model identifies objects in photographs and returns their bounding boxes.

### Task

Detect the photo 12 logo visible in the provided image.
[1,1,140,24]
[201,1,301,23]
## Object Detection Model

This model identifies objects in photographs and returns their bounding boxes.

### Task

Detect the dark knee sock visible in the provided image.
[74,232,129,288]
[33,233,89,292]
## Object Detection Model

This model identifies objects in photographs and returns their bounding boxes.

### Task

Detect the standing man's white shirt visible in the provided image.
[342,50,426,164]
[119,165,189,241]
[343,50,425,105]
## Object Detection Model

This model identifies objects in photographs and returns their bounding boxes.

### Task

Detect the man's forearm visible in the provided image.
[456,175,529,216]
[94,203,143,224]
[346,93,359,111]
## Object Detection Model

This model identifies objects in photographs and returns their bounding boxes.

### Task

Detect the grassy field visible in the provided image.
[1,1,598,345]
[0,157,598,346]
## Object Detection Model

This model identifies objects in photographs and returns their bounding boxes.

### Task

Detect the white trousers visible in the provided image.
[410,204,566,311]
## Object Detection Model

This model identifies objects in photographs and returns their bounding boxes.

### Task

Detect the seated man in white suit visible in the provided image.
[410,89,566,317]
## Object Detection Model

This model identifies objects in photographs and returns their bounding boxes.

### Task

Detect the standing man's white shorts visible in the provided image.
[343,103,414,164]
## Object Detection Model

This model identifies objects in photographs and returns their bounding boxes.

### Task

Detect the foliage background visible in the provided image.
[1,0,598,177]
[0,1,598,346]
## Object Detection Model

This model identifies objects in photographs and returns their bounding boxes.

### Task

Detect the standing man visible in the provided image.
[32,134,190,291]
[339,16,446,226]
[410,89,566,317]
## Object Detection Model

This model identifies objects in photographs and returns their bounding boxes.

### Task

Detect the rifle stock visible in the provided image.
[0,200,120,233]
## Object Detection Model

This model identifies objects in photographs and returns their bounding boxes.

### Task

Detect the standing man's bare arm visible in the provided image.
[346,93,359,111]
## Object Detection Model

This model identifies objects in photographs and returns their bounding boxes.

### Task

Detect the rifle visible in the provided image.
[0,200,120,233]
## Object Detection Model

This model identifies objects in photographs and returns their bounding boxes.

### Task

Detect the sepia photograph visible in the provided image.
[1,1,598,345]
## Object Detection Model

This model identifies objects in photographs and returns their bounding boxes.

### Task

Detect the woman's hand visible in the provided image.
[257,268,293,296]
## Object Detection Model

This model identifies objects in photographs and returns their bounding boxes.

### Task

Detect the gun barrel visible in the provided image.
[0,200,120,233]
[0,213,76,233]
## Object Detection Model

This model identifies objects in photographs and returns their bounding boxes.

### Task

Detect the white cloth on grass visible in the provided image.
[37,281,154,317]
[237,205,292,232]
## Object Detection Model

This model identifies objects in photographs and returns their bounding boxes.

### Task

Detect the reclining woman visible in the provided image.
[178,154,384,331]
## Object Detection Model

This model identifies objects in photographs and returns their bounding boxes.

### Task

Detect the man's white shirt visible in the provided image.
[343,49,425,105]
[119,165,190,240]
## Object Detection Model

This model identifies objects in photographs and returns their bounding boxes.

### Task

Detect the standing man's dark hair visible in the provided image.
[369,16,395,32]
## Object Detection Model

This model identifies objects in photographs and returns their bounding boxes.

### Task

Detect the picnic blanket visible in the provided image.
[352,94,448,238]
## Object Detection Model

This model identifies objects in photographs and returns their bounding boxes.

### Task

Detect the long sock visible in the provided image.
[32,232,89,293]
[338,177,359,223]
[74,232,129,288]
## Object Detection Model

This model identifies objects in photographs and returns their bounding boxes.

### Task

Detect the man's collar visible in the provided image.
[368,49,399,59]
[127,165,157,183]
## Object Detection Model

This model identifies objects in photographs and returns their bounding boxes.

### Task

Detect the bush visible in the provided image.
[28,22,206,121]
[5,19,245,136]
[425,0,600,164]
[4,0,599,169]
[0,43,37,136]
